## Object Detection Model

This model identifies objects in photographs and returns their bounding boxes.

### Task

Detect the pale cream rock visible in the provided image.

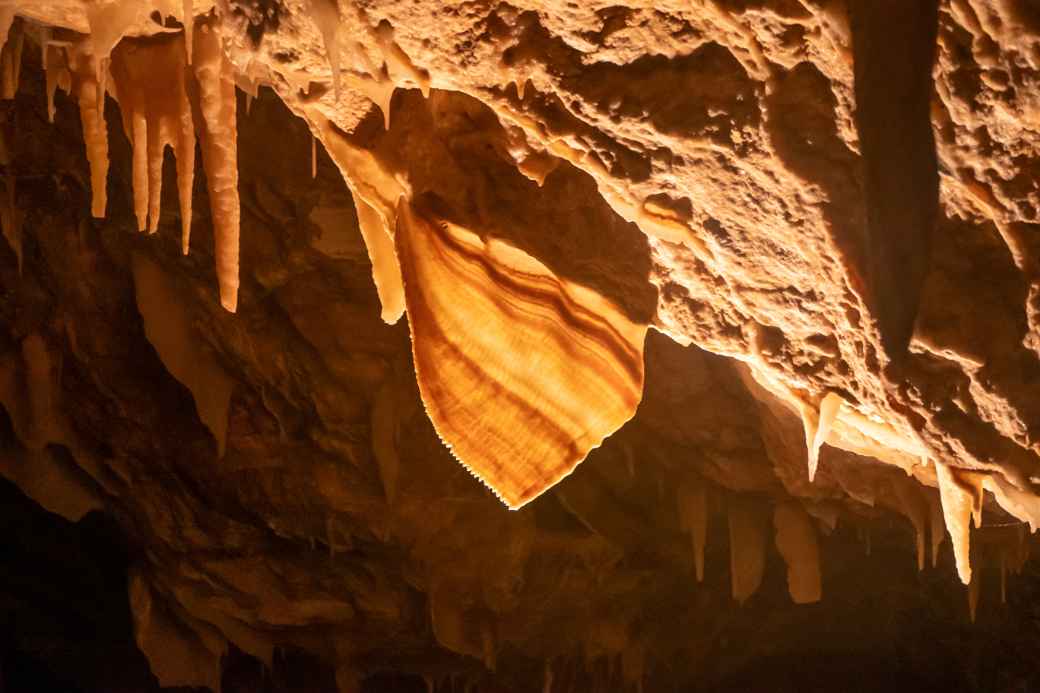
[0,14,22,99]
[84,0,150,105]
[348,180,405,322]
[802,391,842,482]
[307,0,341,99]
[192,17,240,312]
[110,33,195,242]
[68,39,109,218]
[926,490,946,568]
[677,478,709,582]
[372,18,429,98]
[892,478,928,571]
[181,0,192,63]
[984,474,1040,533]
[728,499,765,604]
[307,109,405,323]
[935,462,979,585]
[773,502,822,604]
[42,33,71,123]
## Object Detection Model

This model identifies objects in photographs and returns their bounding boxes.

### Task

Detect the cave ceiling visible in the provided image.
[2,0,1040,691]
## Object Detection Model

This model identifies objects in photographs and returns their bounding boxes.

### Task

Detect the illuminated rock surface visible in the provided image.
[1,1,1040,691]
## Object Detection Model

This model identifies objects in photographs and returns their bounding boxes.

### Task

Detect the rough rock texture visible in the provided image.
[3,1,1040,691]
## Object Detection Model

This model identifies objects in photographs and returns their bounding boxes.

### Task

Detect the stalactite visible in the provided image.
[308,0,341,100]
[37,26,49,60]
[801,392,841,482]
[936,462,977,585]
[677,478,708,582]
[516,150,560,188]
[969,477,984,529]
[926,490,945,568]
[892,478,928,571]
[303,109,403,322]
[85,0,150,109]
[0,16,22,99]
[41,28,54,119]
[728,498,766,604]
[353,191,404,322]
[182,0,193,64]
[68,40,110,218]
[42,39,71,124]
[360,75,396,130]
[110,33,195,243]
[373,20,430,98]
[773,502,822,604]
[324,6,408,128]
[192,17,241,312]
[131,252,234,458]
[984,474,1040,533]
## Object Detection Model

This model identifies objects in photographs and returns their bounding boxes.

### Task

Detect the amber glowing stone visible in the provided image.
[395,199,648,508]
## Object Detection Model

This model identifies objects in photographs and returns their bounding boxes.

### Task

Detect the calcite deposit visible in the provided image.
[2,0,1040,690]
